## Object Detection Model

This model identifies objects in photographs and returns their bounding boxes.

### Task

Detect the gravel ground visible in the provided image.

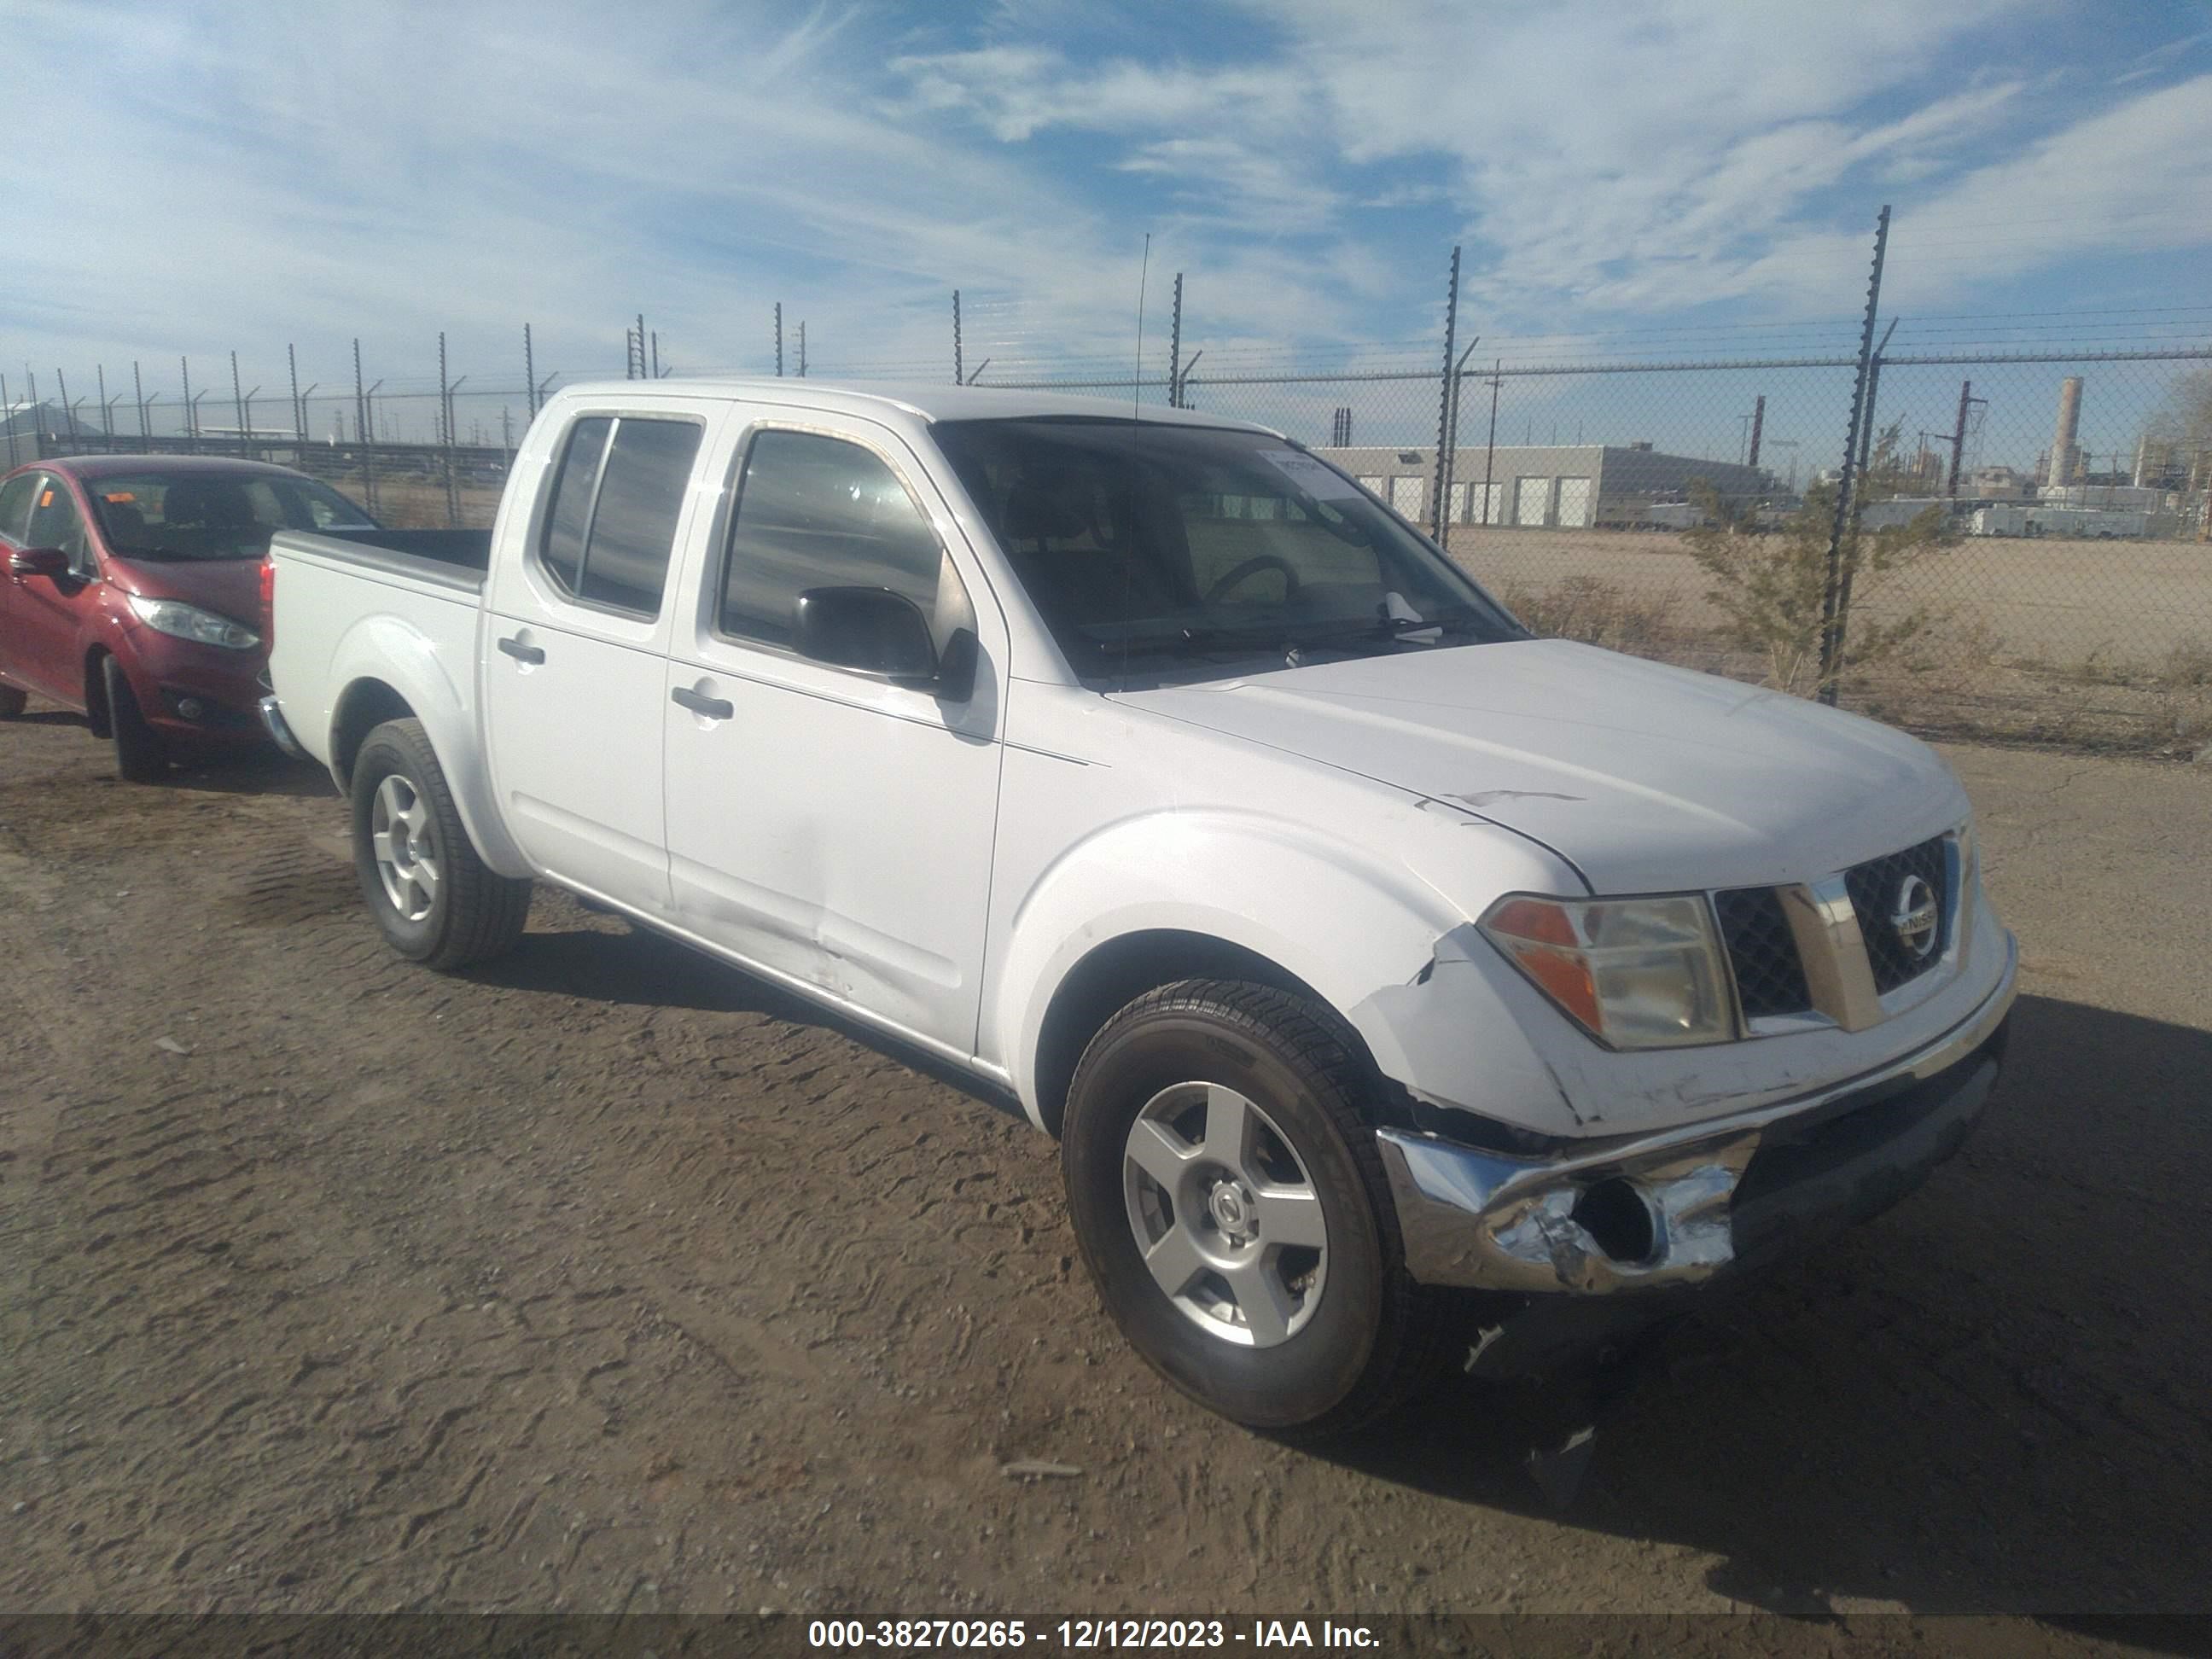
[1,698,2206,1645]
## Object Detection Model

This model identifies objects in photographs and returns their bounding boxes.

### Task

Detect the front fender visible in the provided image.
[324,616,529,878]
[989,807,1580,1137]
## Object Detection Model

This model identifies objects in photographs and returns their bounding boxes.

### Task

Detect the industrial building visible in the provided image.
[1313,443,1767,529]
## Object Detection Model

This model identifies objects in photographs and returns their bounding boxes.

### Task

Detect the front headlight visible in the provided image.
[126,595,261,651]
[1478,893,1735,1049]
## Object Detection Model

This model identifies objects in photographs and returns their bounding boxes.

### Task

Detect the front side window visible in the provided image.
[0,474,38,542]
[929,418,1522,685]
[720,430,950,649]
[26,477,90,573]
[535,415,700,616]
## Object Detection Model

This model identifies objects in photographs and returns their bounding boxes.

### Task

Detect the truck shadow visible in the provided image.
[1318,993,2212,1623]
[465,910,1030,1121]
[168,747,336,799]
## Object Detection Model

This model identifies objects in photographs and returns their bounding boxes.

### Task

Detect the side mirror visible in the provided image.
[793,586,940,684]
[8,545,70,579]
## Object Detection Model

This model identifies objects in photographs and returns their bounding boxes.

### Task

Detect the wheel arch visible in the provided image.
[1030,928,1363,1139]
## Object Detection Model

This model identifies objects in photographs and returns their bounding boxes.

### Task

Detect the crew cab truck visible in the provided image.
[262,380,2017,1435]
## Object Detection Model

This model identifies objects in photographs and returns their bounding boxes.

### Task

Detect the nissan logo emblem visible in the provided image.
[1890,873,1940,960]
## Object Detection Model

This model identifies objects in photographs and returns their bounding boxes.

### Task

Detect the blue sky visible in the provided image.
[3,0,2210,442]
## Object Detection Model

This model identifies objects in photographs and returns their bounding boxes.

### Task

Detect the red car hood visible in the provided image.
[106,556,266,628]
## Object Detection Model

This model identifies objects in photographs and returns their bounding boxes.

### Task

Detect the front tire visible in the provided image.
[102,657,167,783]
[1062,979,1444,1437]
[350,717,531,969]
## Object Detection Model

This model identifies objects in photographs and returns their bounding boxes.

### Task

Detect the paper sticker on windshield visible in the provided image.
[1259,450,1363,500]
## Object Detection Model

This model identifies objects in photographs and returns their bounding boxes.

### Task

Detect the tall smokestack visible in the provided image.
[2051,375,2083,489]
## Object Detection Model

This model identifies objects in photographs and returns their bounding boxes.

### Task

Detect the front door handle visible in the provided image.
[497,635,545,665]
[671,685,734,720]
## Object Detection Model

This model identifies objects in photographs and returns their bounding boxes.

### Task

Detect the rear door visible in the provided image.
[4,474,96,701]
[0,473,41,692]
[481,400,718,915]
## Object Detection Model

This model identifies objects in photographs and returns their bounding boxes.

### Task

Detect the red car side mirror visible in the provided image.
[7,545,71,579]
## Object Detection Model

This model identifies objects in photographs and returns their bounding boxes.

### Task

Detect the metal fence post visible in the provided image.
[289,344,303,451]
[133,362,146,451]
[775,303,783,378]
[1430,246,1460,538]
[524,323,538,417]
[1167,274,1183,409]
[1818,204,1890,706]
[179,358,194,451]
[2,372,14,469]
[230,351,246,457]
[952,290,962,387]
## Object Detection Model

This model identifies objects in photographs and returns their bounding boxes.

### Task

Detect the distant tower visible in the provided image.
[2050,376,2083,490]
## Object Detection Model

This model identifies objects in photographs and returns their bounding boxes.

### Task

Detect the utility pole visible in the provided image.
[1946,378,1983,498]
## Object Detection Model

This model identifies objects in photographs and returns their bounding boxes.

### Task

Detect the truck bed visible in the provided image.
[275,528,492,594]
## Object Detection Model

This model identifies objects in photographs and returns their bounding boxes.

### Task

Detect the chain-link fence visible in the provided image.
[9,288,2209,756]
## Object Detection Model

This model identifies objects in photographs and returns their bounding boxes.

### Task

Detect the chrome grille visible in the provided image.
[1714,886,1813,1018]
[1844,835,1951,994]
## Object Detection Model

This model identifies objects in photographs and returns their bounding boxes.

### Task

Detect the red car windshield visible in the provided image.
[88,472,377,562]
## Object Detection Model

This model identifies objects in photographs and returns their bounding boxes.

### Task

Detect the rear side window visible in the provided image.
[0,474,37,541]
[535,415,701,616]
[539,416,613,596]
[720,430,946,649]
[580,420,704,613]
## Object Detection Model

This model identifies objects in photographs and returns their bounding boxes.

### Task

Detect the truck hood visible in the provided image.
[1112,640,1965,894]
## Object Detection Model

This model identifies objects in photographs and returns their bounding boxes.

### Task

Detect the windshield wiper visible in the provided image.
[1091,626,1290,661]
[1285,608,1485,653]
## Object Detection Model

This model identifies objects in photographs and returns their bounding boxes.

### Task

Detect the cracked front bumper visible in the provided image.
[1377,931,2018,1294]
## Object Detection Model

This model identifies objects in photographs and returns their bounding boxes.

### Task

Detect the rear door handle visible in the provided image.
[671,685,734,720]
[497,635,544,665]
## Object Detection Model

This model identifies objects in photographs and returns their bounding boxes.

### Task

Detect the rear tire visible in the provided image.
[350,717,531,969]
[1062,979,1447,1438]
[0,685,26,719]
[102,657,167,783]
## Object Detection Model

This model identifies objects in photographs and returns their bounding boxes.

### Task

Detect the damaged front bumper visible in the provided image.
[1376,931,2017,1295]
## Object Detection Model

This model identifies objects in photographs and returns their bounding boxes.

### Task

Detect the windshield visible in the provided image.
[929,417,1523,685]
[87,471,378,562]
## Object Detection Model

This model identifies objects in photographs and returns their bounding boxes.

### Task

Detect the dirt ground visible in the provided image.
[2,696,2208,1643]
[1447,526,2212,671]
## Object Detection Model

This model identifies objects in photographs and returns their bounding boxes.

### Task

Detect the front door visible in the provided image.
[661,416,1005,1059]
[4,474,96,701]
[481,404,715,915]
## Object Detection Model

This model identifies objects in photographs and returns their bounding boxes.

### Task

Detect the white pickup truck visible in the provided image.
[263,380,2017,1435]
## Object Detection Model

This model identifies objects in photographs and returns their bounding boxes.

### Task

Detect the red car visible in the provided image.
[0,455,376,780]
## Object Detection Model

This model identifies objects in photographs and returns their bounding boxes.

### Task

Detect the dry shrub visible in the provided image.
[1495,574,1682,657]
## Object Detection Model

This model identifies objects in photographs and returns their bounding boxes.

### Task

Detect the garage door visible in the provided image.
[1556,477,1592,527]
[1389,475,1427,519]
[1515,476,1553,527]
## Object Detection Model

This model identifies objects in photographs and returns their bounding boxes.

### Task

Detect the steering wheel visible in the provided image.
[1204,554,1301,603]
